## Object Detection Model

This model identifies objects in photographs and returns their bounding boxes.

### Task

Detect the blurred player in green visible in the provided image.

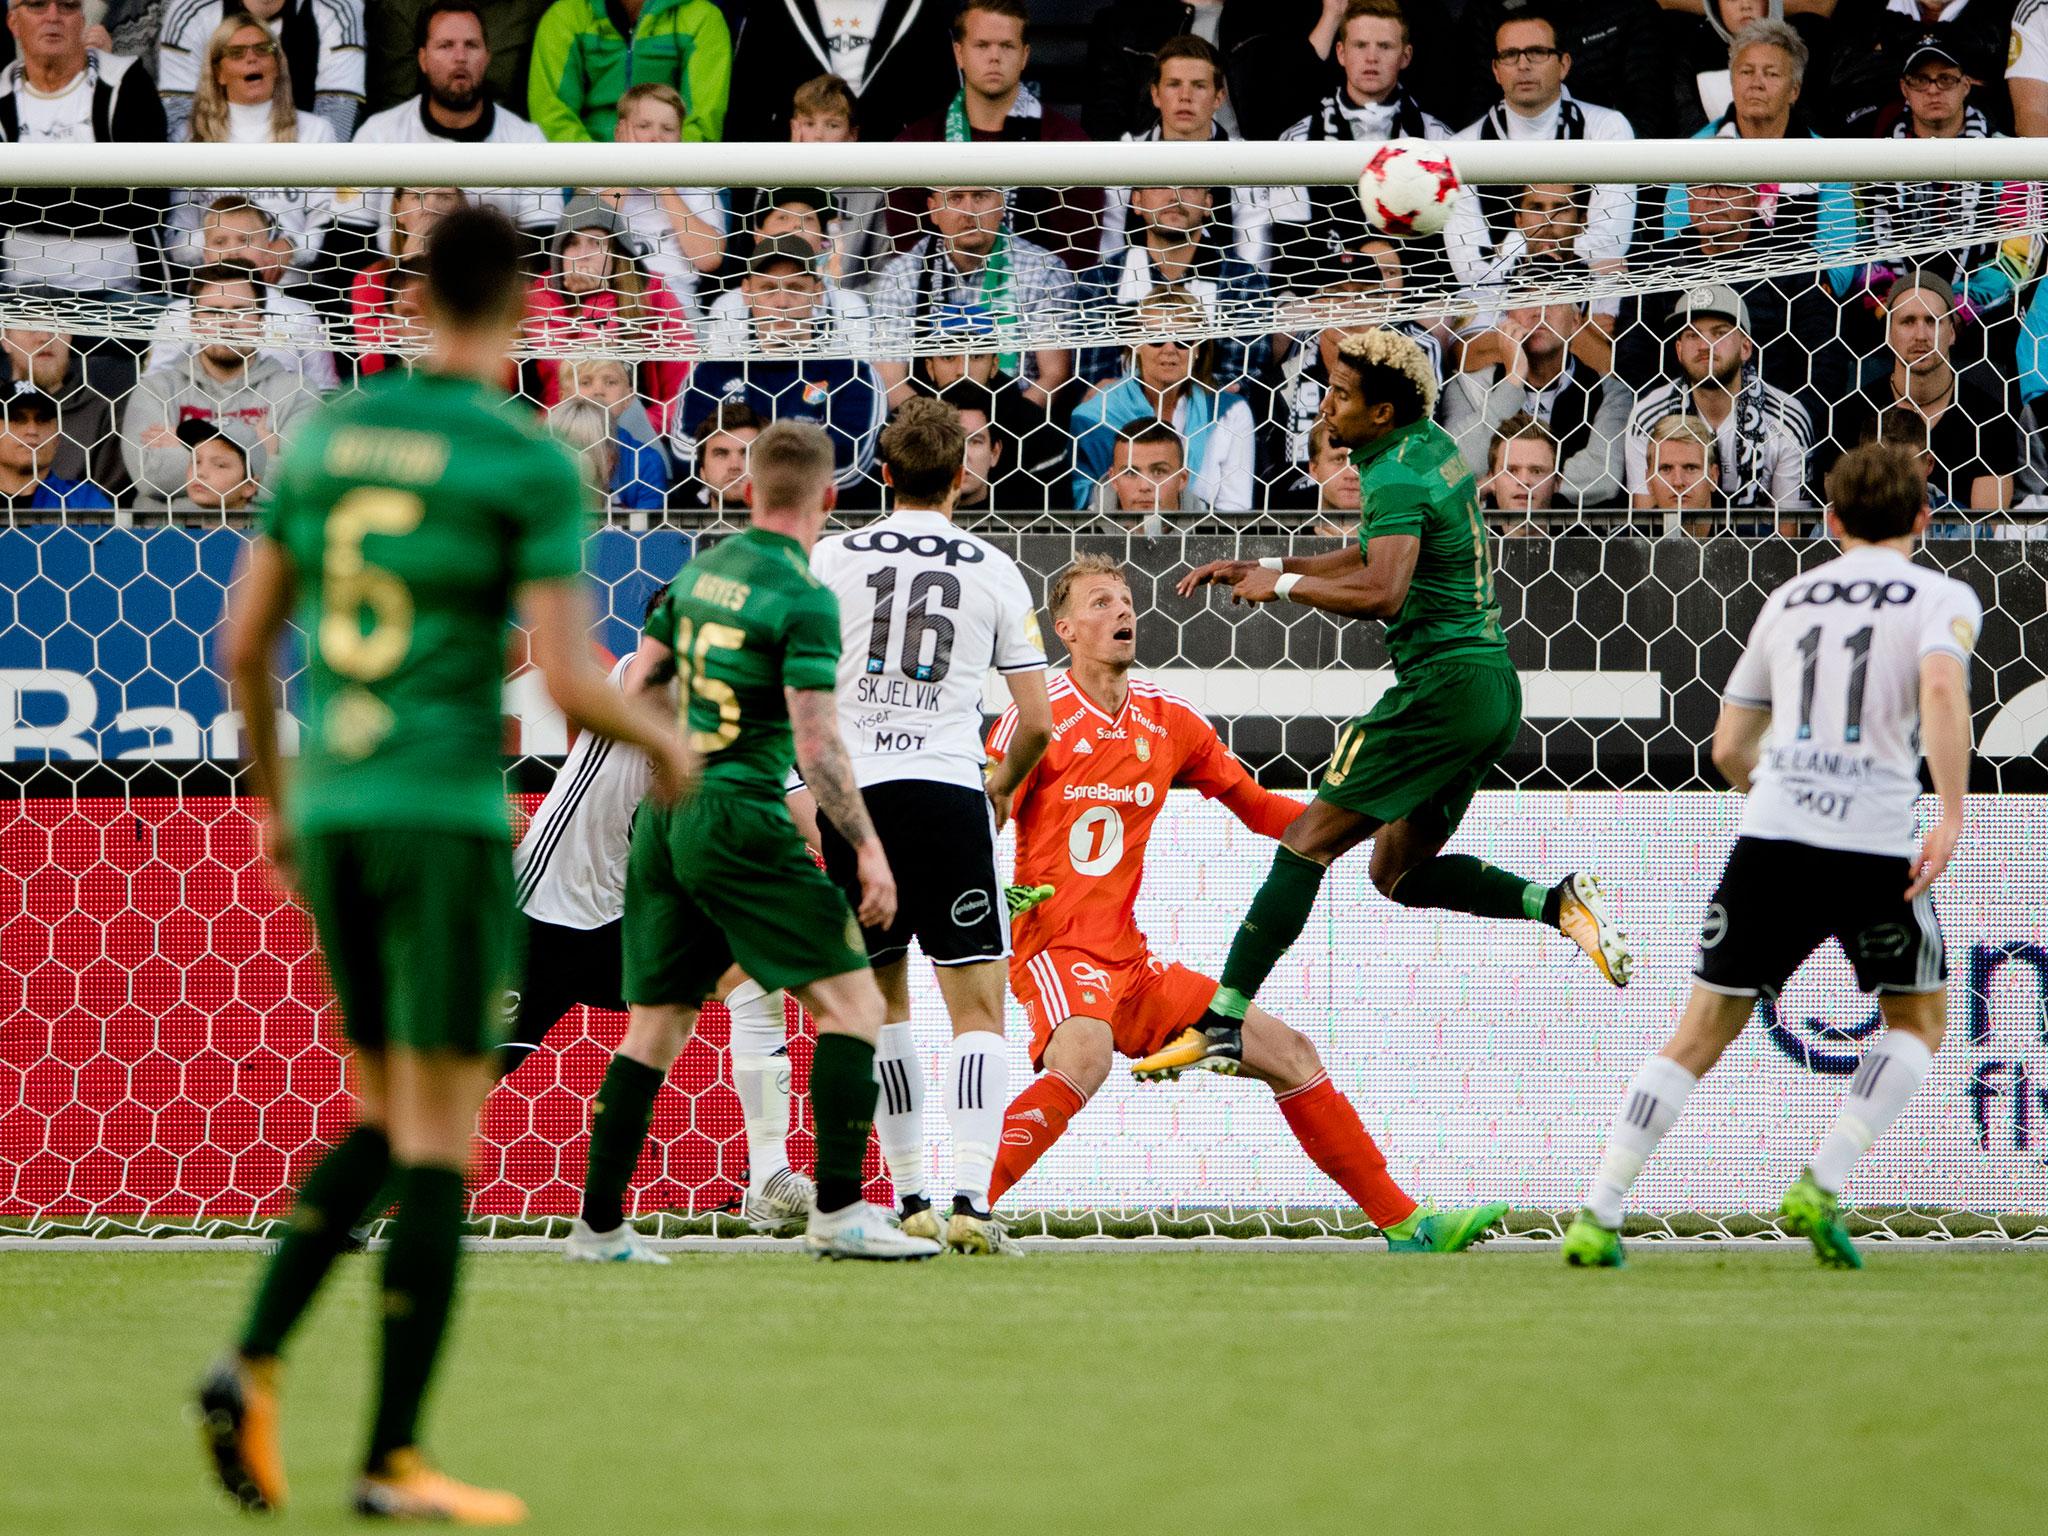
[199,206,691,1524]
[570,420,942,1262]
[1152,328,1631,1080]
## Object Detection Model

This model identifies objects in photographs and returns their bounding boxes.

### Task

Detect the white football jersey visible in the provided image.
[1724,545,1980,858]
[810,509,1046,790]
[514,656,650,929]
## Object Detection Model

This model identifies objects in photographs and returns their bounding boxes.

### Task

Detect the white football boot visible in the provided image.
[804,1201,942,1261]
[564,1217,671,1264]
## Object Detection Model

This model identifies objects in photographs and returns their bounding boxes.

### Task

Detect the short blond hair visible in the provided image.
[1335,327,1438,421]
[1649,412,1719,464]
[1049,553,1129,619]
[618,81,685,124]
[747,419,837,511]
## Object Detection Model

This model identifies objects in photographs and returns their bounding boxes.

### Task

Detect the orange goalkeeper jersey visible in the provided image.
[987,672,1301,965]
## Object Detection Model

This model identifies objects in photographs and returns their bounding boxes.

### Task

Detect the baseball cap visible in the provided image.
[3,385,58,423]
[747,233,819,276]
[557,194,623,237]
[176,416,268,482]
[1901,30,1966,77]
[1673,282,1750,334]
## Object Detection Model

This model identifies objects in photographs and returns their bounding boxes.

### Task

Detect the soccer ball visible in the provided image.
[1357,142,1462,238]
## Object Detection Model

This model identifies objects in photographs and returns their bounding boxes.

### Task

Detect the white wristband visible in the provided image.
[1274,573,1302,601]
[1258,556,1286,571]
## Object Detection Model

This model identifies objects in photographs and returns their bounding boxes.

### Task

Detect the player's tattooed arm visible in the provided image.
[789,686,897,928]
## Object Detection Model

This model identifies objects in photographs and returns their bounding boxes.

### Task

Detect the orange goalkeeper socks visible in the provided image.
[1276,1073,1418,1230]
[988,1071,1089,1205]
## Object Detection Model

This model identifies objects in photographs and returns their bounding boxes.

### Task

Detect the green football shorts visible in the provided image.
[622,788,870,1007]
[296,827,517,1057]
[1316,659,1522,837]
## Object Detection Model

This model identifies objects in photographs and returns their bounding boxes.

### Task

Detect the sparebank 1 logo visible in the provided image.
[1762,943,2048,1162]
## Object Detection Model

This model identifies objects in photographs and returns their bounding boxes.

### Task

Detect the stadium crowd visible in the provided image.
[2,0,2047,532]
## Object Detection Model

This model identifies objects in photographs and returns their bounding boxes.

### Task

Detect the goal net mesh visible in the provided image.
[2,149,2045,1243]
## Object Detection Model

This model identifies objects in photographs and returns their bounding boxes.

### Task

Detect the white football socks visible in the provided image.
[1808,1030,1934,1195]
[1585,1054,1698,1229]
[726,980,791,1192]
[947,1030,1009,1213]
[872,1020,926,1204]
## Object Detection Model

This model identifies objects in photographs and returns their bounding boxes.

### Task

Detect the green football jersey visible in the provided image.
[259,371,586,838]
[1351,417,1508,674]
[646,526,842,796]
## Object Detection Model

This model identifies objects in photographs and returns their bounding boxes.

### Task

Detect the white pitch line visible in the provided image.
[5,1236,2040,1254]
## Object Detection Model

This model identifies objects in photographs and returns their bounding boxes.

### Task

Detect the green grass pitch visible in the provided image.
[3,1247,2042,1535]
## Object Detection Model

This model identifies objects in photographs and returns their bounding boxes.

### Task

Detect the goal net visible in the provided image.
[1,141,2044,1244]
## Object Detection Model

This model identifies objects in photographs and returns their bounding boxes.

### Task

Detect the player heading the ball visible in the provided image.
[1564,441,1980,1271]
[199,205,693,1524]
[1151,327,1629,1082]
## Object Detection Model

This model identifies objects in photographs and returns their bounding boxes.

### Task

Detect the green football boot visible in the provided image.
[1779,1170,1863,1269]
[1561,1212,1627,1268]
[1005,883,1056,919]
[1383,1199,1510,1253]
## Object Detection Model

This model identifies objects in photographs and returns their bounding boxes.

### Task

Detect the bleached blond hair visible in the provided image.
[1335,327,1439,422]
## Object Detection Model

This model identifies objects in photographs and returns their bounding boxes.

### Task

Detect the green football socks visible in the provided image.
[367,1164,465,1469]
[1386,854,1550,923]
[1213,846,1329,1016]
[579,1054,665,1233]
[810,1032,878,1213]
[237,1124,392,1360]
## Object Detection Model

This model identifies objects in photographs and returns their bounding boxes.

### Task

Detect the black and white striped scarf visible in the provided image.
[1879,107,1996,278]
[1475,94,1587,245]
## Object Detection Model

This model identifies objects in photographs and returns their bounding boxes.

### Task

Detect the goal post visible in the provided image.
[1,140,2045,1243]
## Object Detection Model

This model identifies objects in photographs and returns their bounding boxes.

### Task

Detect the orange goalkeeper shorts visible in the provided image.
[1010,945,1216,1069]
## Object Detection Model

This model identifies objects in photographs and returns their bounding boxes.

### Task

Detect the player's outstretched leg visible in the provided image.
[799,968,941,1261]
[1567,986,1750,1267]
[989,1018,1112,1208]
[568,1004,693,1265]
[1244,1009,1506,1253]
[200,1106,395,1512]
[725,978,814,1233]
[1782,990,1943,1268]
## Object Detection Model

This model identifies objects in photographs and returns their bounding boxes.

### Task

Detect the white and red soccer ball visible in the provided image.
[1357,142,1462,237]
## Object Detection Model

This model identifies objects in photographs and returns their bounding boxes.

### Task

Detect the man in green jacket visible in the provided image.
[529,0,730,142]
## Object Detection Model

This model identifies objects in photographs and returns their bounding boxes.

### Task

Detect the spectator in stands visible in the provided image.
[1270,2,1450,282]
[1822,271,2022,510]
[1458,2,1672,136]
[1071,290,1256,513]
[591,81,723,319]
[1643,414,1720,515]
[1098,37,1269,269]
[782,77,892,292]
[366,0,548,115]
[166,10,339,291]
[350,187,460,373]
[701,185,874,352]
[893,1,1100,270]
[546,394,618,505]
[1306,417,1364,523]
[1445,300,1626,506]
[1084,0,1340,141]
[1446,181,1622,340]
[1663,19,1860,292]
[915,339,1068,508]
[170,416,263,514]
[1453,6,1637,278]
[1828,0,2010,134]
[527,0,728,143]
[678,398,760,512]
[527,195,692,432]
[672,234,886,493]
[565,355,670,511]
[159,1,366,141]
[3,323,126,498]
[1077,185,1268,392]
[151,199,338,392]
[347,3,555,238]
[0,389,113,512]
[1477,410,1563,518]
[1617,180,1852,414]
[0,0,169,293]
[724,0,953,143]
[1100,416,1200,530]
[2012,0,2048,135]
[1622,283,1812,510]
[947,389,1001,513]
[121,265,318,509]
[870,185,1076,411]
